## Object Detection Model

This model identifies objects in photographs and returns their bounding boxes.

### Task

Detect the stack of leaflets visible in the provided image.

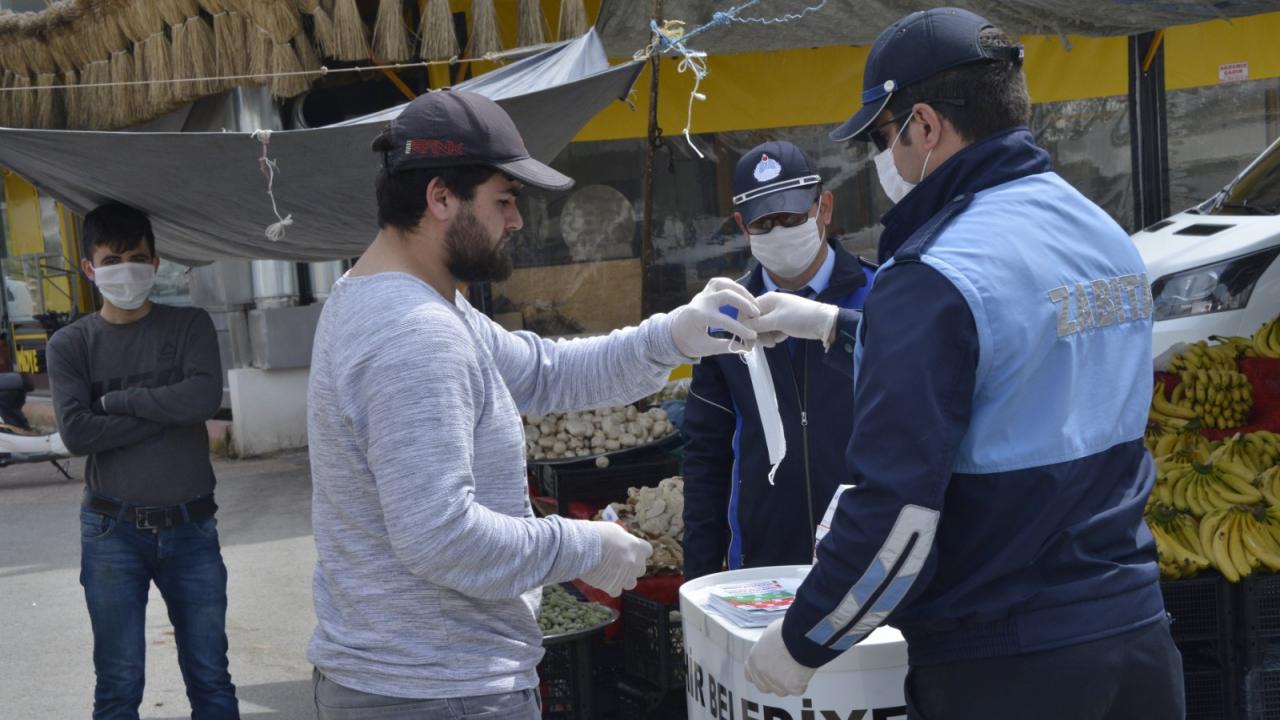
[705,579,796,628]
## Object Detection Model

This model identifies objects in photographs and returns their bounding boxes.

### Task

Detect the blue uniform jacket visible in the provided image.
[781,128,1163,669]
[682,241,874,581]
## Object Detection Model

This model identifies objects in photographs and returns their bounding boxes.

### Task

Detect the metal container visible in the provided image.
[251,260,299,309]
[308,260,347,302]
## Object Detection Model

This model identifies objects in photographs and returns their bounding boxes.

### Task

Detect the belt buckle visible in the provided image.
[134,507,162,530]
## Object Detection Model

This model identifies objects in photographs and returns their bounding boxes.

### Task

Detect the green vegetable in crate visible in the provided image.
[538,584,613,637]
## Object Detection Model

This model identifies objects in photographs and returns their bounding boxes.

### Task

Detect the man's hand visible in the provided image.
[578,521,654,596]
[745,617,818,697]
[670,278,761,358]
[749,292,839,349]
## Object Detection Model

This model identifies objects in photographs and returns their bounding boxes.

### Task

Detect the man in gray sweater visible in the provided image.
[46,202,236,719]
[307,90,761,718]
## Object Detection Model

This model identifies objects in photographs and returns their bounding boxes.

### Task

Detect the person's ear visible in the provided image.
[81,258,96,282]
[734,212,750,243]
[425,176,455,223]
[913,102,946,151]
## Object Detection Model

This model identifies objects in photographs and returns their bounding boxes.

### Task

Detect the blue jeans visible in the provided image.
[80,507,240,720]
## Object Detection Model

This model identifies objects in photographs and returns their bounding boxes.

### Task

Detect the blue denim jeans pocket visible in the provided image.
[80,510,115,541]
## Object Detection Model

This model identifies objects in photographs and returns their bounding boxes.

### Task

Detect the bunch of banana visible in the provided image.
[1252,314,1280,359]
[1244,431,1280,468]
[1147,505,1210,580]
[1165,460,1261,515]
[1209,334,1259,359]
[1200,507,1280,582]
[1150,425,1214,464]
[1170,340,1244,373]
[1212,432,1280,475]
[1145,414,1194,454]
[1174,369,1253,429]
[1258,466,1280,506]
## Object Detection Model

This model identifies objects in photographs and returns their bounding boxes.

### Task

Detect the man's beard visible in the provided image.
[444,204,514,283]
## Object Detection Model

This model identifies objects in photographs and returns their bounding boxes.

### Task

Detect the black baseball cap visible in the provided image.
[830,7,1024,143]
[732,141,821,225]
[375,89,574,191]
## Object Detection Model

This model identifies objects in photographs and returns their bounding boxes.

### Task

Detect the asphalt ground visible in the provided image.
[0,451,318,719]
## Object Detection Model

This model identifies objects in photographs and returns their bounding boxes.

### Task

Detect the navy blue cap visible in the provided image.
[830,7,1023,143]
[732,141,821,225]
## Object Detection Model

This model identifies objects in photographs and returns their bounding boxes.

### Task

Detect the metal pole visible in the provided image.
[1128,31,1170,231]
[640,0,662,317]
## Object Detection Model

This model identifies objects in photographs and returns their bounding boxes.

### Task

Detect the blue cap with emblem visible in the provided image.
[732,141,821,225]
[830,7,1024,143]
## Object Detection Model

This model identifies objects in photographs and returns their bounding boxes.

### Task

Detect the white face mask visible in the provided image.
[93,262,156,310]
[740,344,786,485]
[750,216,824,280]
[875,114,934,204]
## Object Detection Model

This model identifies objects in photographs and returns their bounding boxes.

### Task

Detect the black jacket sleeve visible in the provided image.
[682,358,738,581]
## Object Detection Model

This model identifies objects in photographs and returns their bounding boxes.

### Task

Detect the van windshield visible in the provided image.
[1205,142,1280,216]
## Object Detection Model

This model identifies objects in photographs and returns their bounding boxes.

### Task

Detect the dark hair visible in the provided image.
[886,27,1030,145]
[81,202,156,262]
[372,133,499,232]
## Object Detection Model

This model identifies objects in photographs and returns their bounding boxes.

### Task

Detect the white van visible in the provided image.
[1132,137,1280,356]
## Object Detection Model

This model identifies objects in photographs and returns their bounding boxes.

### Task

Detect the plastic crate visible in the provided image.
[1185,667,1238,720]
[1163,574,1236,652]
[623,591,686,692]
[1244,666,1280,719]
[538,586,615,720]
[1239,574,1280,665]
[536,454,679,517]
[615,676,688,720]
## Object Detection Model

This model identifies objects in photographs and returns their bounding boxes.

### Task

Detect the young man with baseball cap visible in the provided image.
[305,89,761,718]
[683,140,874,581]
[744,9,1182,717]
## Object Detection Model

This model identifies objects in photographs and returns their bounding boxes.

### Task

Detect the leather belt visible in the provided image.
[83,491,217,530]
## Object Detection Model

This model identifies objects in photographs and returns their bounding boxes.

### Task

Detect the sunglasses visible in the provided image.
[867,99,968,152]
[746,210,812,235]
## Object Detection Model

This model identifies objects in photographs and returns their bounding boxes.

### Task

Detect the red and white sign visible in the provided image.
[1219,62,1250,84]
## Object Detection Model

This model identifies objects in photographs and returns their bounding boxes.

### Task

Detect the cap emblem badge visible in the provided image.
[753,154,782,182]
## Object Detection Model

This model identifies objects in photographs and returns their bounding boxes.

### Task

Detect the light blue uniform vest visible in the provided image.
[857,172,1154,474]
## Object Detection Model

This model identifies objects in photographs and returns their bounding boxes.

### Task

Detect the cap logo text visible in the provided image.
[405,139,466,158]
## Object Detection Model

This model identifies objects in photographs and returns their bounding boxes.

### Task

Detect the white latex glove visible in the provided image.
[750,292,840,350]
[670,277,761,358]
[745,617,818,697]
[577,521,653,597]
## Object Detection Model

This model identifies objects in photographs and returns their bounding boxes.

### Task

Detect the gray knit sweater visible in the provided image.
[306,272,686,699]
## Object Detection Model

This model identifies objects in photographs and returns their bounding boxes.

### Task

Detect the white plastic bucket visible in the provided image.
[680,565,909,720]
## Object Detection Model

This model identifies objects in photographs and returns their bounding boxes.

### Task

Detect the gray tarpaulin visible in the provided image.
[595,0,1280,58]
[0,30,644,266]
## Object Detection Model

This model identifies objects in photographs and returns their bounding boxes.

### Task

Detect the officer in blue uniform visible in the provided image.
[682,141,875,581]
[741,9,1184,718]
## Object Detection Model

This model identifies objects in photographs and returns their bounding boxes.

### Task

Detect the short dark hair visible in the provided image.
[81,202,156,262]
[372,133,499,232]
[886,27,1030,145]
